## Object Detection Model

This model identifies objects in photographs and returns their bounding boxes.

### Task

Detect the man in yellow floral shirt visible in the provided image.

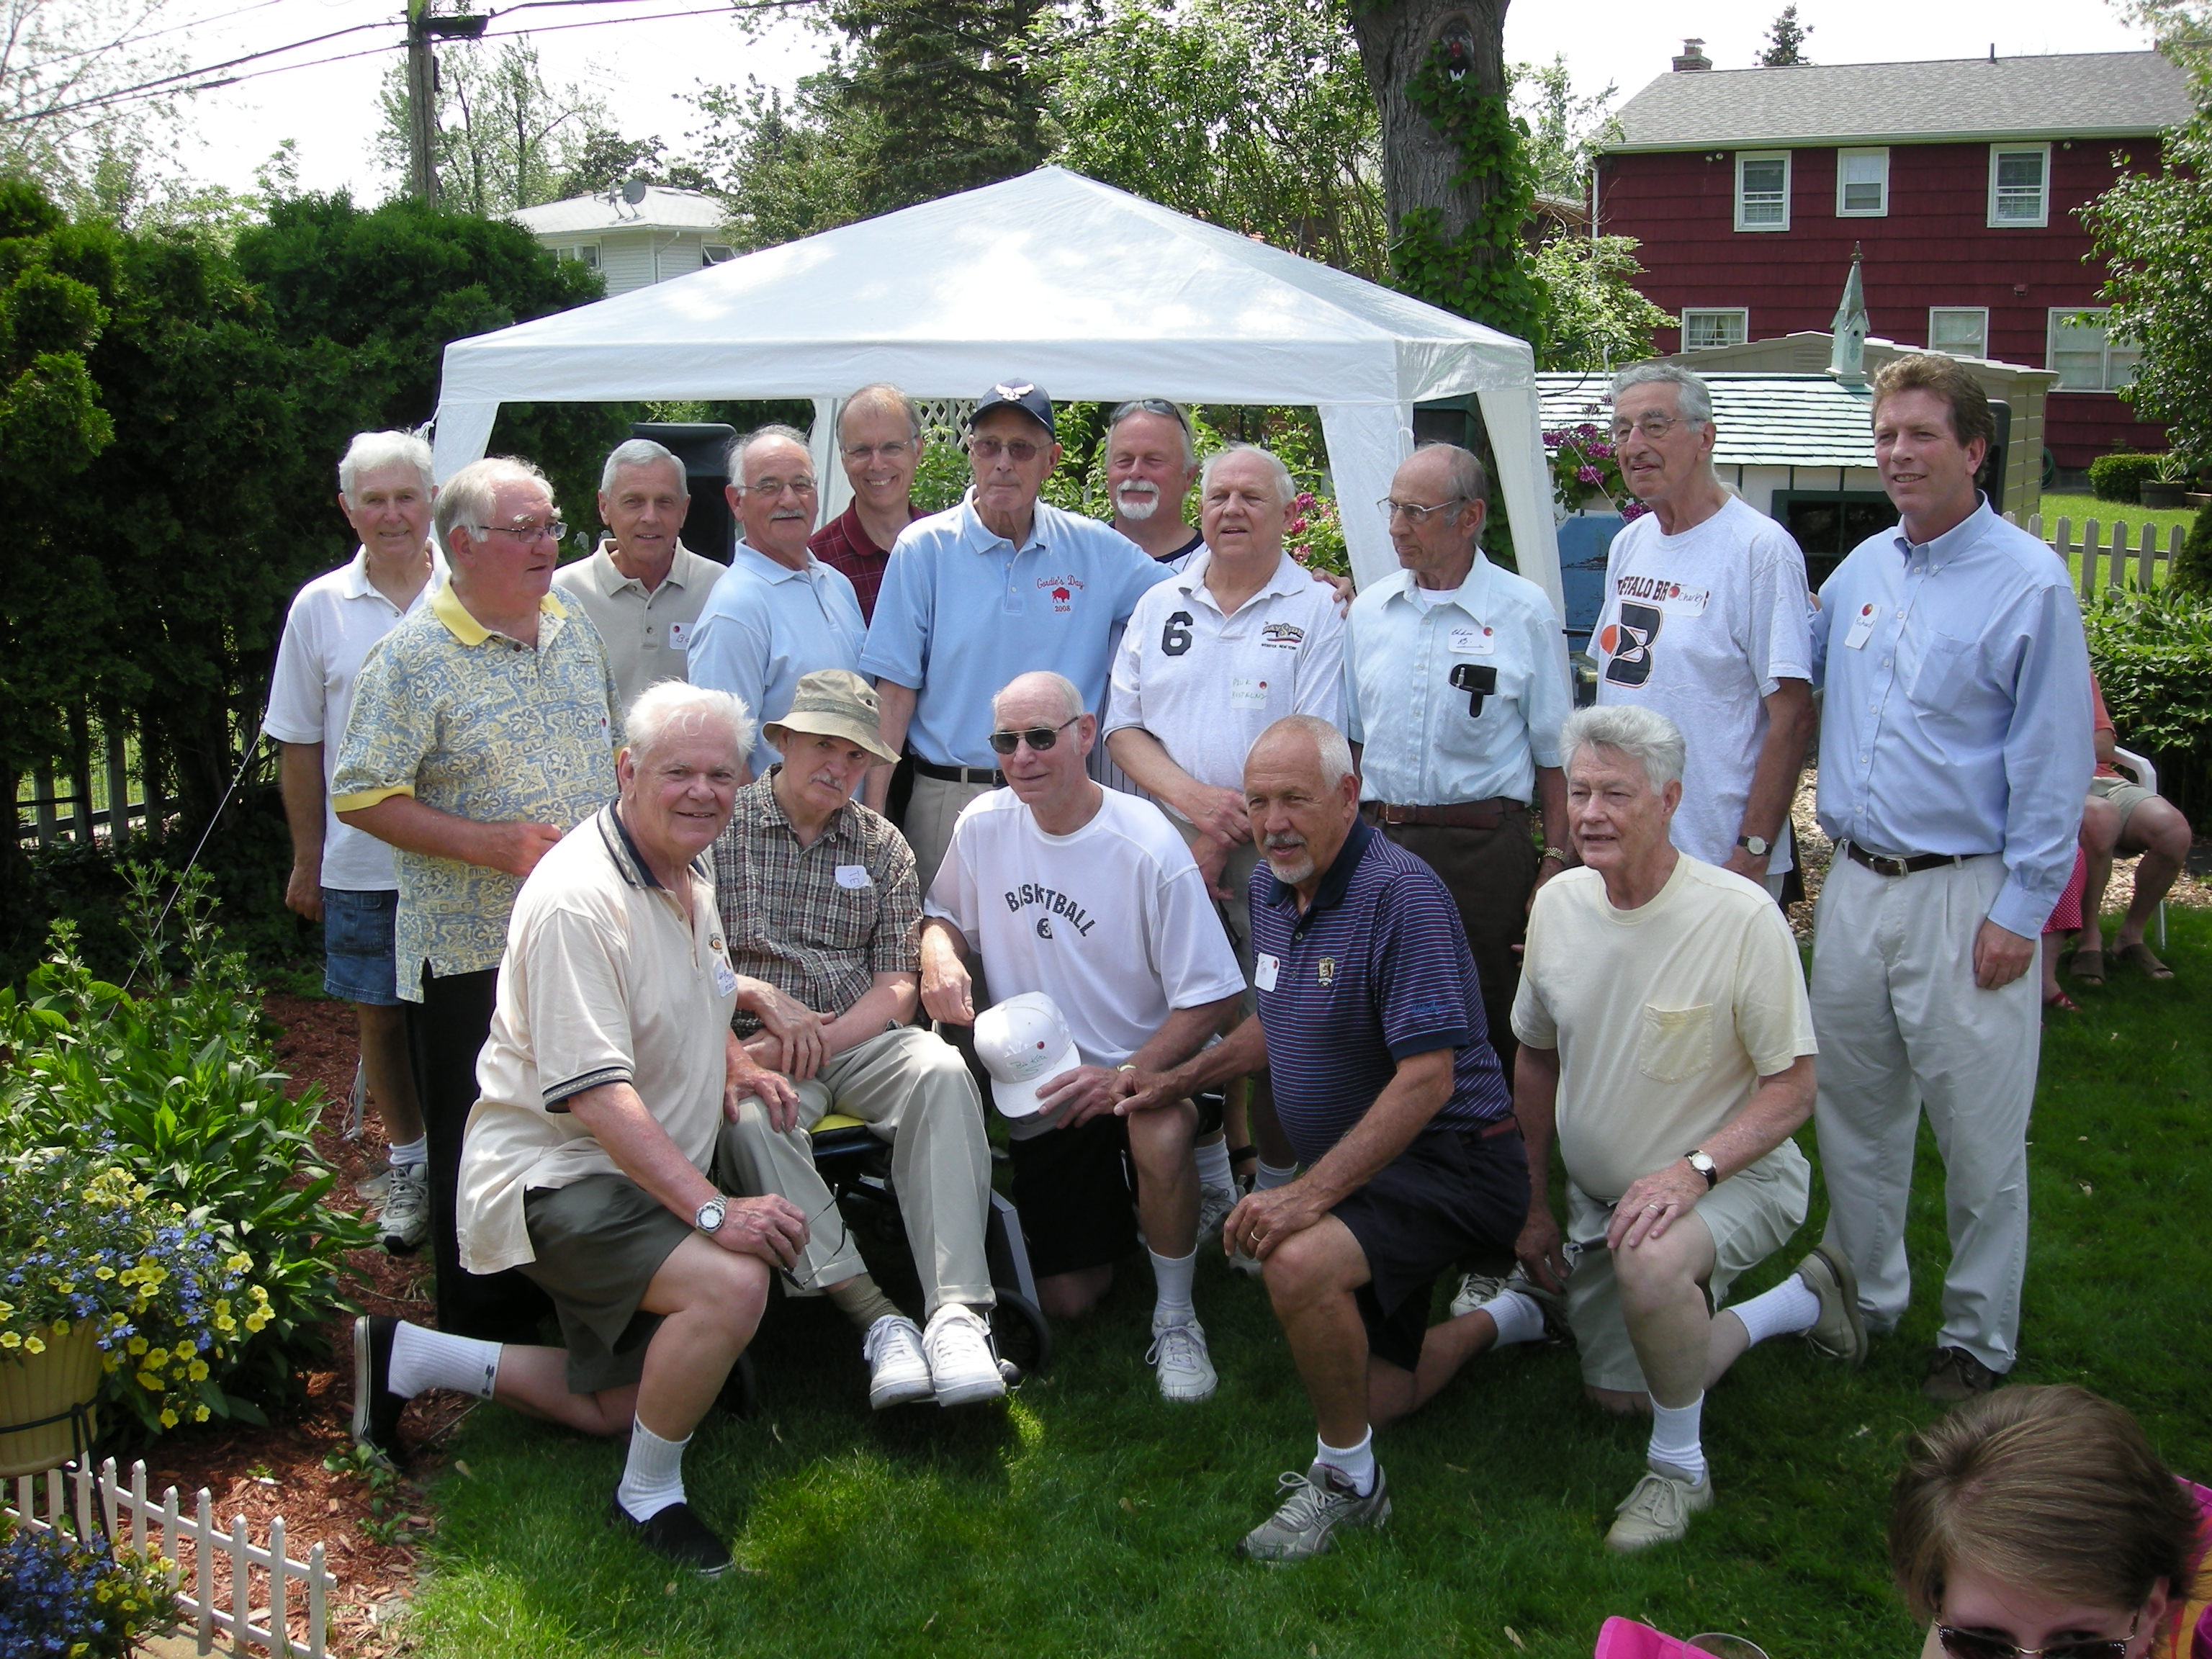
[333,455,621,1342]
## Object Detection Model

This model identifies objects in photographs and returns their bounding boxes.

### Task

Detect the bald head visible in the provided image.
[1244,716,1359,896]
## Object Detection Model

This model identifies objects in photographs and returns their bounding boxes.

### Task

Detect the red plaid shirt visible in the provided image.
[809,502,920,624]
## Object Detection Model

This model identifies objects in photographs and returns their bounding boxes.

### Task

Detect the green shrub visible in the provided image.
[2087,451,2167,502]
[2085,583,2212,819]
[2178,500,2212,597]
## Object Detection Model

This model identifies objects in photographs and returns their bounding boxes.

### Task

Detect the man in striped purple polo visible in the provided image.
[1112,714,1527,1563]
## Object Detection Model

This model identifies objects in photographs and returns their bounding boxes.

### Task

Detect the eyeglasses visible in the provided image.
[777,1192,853,1295]
[1935,1614,2141,1659]
[987,716,1079,755]
[840,439,915,464]
[739,475,817,498]
[1610,413,1687,442]
[1378,496,1466,525]
[473,518,566,542]
[969,436,1044,464]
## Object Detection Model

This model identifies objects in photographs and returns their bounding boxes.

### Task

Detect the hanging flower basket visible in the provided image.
[0,1321,100,1478]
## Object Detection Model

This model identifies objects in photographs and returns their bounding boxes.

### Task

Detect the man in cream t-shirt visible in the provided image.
[1593,363,1815,896]
[1416,705,1859,1553]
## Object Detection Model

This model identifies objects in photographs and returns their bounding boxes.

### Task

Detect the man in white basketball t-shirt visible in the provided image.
[920,671,1244,1404]
[1593,364,1816,898]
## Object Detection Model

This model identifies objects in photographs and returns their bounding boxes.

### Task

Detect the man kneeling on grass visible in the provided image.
[1115,714,1529,1562]
[352,681,827,1578]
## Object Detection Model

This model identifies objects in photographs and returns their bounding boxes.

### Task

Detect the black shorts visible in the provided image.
[1334,1122,1529,1372]
[1008,1115,1138,1278]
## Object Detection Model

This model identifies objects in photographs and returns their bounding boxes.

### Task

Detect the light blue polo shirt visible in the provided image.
[688,542,866,776]
[860,493,1173,768]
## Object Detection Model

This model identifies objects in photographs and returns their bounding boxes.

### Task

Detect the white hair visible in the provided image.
[1107,399,1197,471]
[1610,361,1714,428]
[434,456,550,549]
[992,671,1085,727]
[339,431,433,499]
[725,423,811,478]
[624,682,755,765]
[1252,715,1353,788]
[1559,703,1686,791]
[600,439,688,498]
[1200,442,1298,509]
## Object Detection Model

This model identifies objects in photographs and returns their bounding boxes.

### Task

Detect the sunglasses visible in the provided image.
[1935,1614,2141,1659]
[987,716,1079,756]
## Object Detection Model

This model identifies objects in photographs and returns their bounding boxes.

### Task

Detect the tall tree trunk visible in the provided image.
[1347,0,1511,241]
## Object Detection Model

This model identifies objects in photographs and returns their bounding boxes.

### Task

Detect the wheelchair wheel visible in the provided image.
[990,1290,1051,1382]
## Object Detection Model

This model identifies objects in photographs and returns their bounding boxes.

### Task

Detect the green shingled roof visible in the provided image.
[1538,372,1876,469]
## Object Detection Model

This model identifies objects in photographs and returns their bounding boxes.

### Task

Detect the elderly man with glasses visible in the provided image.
[333,454,621,1344]
[811,383,927,624]
[689,423,869,780]
[861,381,1175,892]
[1342,441,1573,1076]
[919,671,1245,1402]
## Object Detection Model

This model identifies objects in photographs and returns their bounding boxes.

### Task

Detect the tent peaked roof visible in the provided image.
[436,166,1533,409]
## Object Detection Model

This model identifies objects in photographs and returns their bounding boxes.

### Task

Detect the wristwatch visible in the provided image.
[1685,1151,1719,1189]
[693,1195,727,1235]
[1736,835,1771,858]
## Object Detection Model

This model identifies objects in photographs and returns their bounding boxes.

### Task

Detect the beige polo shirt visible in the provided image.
[552,539,727,717]
[456,804,739,1275]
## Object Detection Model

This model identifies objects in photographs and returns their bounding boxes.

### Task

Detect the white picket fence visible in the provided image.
[2010,510,2182,598]
[4,1457,333,1658]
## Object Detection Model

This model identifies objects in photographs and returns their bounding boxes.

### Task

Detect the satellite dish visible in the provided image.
[620,179,649,205]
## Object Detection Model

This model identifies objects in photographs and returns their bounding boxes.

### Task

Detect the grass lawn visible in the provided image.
[2036,491,2198,541]
[400,912,2212,1659]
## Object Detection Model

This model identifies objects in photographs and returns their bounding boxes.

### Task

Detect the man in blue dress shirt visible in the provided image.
[688,426,867,778]
[1809,354,2092,1403]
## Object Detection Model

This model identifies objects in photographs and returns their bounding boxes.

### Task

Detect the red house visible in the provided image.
[1594,45,2193,471]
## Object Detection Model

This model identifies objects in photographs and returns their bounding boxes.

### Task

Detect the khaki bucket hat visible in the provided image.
[764,668,899,765]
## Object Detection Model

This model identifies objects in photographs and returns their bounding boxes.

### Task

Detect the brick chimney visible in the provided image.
[1673,37,1712,71]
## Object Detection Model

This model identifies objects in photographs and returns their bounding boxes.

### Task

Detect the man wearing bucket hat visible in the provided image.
[711,668,1004,1409]
[920,670,1245,1403]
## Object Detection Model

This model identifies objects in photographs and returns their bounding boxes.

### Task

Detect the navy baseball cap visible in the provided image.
[971,380,1056,439]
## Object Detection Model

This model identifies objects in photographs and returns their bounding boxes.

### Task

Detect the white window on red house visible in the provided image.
[1989,145,2051,227]
[1681,309,1749,351]
[1838,149,1889,217]
[1928,308,1990,359]
[2047,308,2142,391]
[1735,153,1790,231]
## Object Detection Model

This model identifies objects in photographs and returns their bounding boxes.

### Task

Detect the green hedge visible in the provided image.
[2085,583,2212,820]
[2088,451,2167,501]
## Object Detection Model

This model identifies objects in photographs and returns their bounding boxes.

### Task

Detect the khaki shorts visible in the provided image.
[2089,773,2158,837]
[1561,1139,1811,1393]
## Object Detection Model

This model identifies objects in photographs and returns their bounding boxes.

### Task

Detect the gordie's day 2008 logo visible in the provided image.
[1038,574,1085,613]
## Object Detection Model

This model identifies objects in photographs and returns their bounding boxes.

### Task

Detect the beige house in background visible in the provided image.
[509,186,734,298]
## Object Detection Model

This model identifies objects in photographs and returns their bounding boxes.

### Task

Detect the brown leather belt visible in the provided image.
[1842,841,1974,878]
[1362,797,1524,831]
[912,757,1006,786]
[1472,1115,1521,1140]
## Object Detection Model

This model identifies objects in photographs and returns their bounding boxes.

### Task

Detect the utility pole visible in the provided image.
[405,4,490,207]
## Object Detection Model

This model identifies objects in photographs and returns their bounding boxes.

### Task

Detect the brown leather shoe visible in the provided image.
[1923,1346,2000,1403]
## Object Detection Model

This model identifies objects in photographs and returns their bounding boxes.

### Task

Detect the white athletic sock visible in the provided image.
[1727,1274,1822,1349]
[1193,1135,1232,1193]
[1647,1394,1707,1484]
[387,1136,428,1169]
[1480,1288,1546,1348]
[616,1419,689,1523]
[1149,1248,1197,1327]
[1254,1161,1296,1192]
[387,1322,499,1400]
[1316,1429,1377,1497]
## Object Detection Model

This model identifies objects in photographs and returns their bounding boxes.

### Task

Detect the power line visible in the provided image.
[12,0,302,78]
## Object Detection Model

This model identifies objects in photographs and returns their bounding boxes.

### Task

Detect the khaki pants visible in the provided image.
[902,773,997,900]
[1810,853,2038,1372]
[719,1025,995,1315]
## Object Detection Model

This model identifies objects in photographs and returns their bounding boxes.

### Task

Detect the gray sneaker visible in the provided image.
[1794,1244,1866,1367]
[1197,1182,1238,1242]
[378,1162,430,1255]
[1237,1460,1390,1563]
[1604,1461,1712,1552]
[1449,1262,1570,1341]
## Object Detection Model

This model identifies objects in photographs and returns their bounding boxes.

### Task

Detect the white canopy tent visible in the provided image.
[431,166,1562,608]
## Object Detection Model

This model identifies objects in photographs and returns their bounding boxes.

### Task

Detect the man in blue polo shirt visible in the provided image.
[1115,714,1527,1563]
[860,380,1173,891]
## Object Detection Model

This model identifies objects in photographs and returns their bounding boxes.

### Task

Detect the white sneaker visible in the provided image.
[1148,1315,1218,1402]
[1197,1182,1238,1241]
[922,1305,1006,1407]
[1226,1238,1264,1277]
[378,1162,430,1254]
[862,1315,933,1409]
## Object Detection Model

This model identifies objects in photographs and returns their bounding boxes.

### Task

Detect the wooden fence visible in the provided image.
[2010,511,2182,598]
[4,1456,334,1658]
[14,708,172,853]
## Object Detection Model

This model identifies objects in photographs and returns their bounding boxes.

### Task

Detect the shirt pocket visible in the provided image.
[1907,630,1976,707]
[800,885,878,954]
[1636,1003,1714,1084]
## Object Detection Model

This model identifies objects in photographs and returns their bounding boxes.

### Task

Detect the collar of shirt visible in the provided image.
[830,501,913,559]
[733,541,824,585]
[590,539,704,596]
[1889,495,1995,572]
[1378,552,1496,621]
[954,490,1056,557]
[1256,817,1377,934]
[597,800,712,894]
[340,544,446,605]
[431,580,569,647]
[746,769,862,851]
[1179,548,1313,615]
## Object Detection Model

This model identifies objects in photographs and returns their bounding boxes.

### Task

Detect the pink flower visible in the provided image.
[1576,464,1601,484]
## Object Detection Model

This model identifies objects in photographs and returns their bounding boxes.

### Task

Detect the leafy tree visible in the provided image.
[1532,233,1674,370]
[688,65,876,251]
[1512,55,1617,202]
[1758,6,1813,66]
[550,129,715,203]
[0,0,196,209]
[374,37,609,214]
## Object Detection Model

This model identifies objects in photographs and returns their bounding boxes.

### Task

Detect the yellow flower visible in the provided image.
[0,1301,13,1320]
[23,1334,45,1355]
[214,1313,236,1334]
[193,1403,210,1423]
[243,1308,270,1333]
[94,1265,115,1281]
[225,1252,252,1273]
[136,1370,162,1391]
[143,1346,166,1367]
[126,1336,148,1355]
[159,1408,177,1428]
[1,1331,22,1350]
[186,1359,209,1382]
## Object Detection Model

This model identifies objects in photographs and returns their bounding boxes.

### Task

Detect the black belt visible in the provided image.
[1842,841,1974,878]
[1362,797,1524,831]
[911,757,1005,786]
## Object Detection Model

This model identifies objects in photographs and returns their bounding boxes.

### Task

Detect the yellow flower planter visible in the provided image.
[0,1321,102,1477]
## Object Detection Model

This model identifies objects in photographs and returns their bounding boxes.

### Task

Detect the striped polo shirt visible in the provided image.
[1249,819,1511,1166]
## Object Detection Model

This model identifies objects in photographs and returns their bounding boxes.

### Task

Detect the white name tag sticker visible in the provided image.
[1448,624,1496,655]
[1843,601,1879,650]
[666,621,692,652]
[835,864,873,889]
[1254,953,1280,992]
[1659,585,1712,617]
[711,954,739,997]
[1229,675,1270,709]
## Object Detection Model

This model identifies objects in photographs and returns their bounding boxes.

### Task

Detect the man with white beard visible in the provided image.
[1105,400,1206,568]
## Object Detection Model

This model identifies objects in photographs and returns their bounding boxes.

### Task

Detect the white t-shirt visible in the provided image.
[1102,549,1346,799]
[1511,856,1817,1203]
[1593,496,1812,872]
[925,786,1245,1125]
[263,547,446,891]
